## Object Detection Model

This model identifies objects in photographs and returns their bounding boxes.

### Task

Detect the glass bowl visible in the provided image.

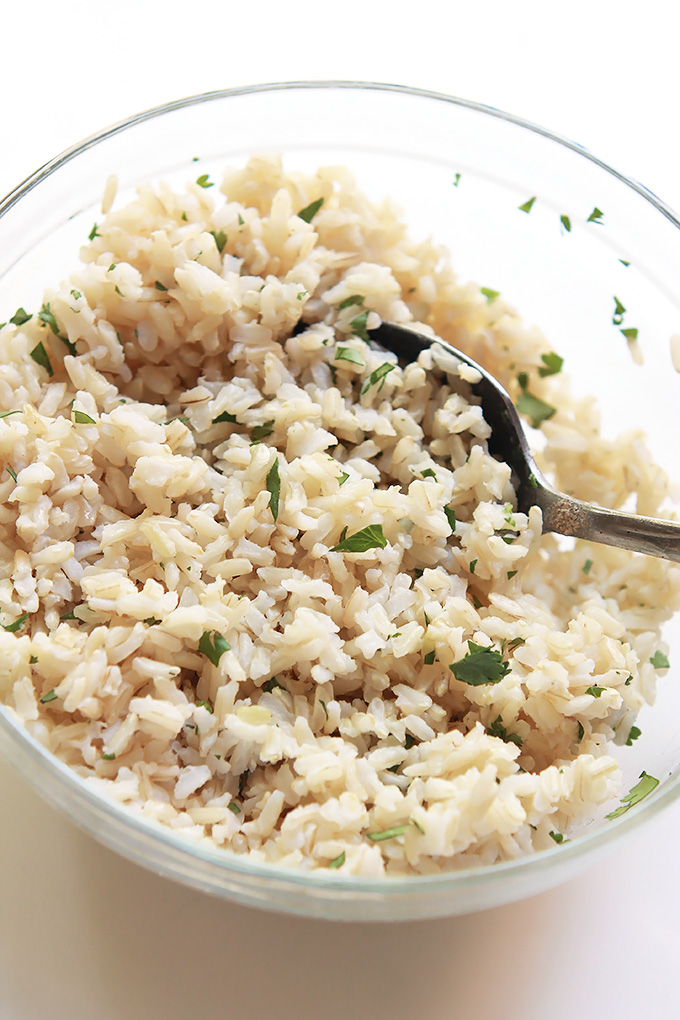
[1,82,679,922]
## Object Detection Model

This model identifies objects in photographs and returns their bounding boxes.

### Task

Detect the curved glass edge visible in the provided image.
[0,81,679,231]
[0,700,675,901]
[0,80,678,910]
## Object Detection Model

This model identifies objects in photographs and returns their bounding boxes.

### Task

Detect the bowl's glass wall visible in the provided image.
[1,83,679,920]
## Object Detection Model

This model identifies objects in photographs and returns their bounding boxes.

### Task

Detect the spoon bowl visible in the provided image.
[372,321,680,562]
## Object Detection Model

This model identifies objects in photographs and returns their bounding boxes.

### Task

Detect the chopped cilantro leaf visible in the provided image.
[319,699,329,719]
[624,675,633,686]
[263,677,286,693]
[625,725,642,746]
[29,655,37,664]
[337,471,349,486]
[613,296,626,325]
[516,388,556,429]
[560,214,572,233]
[102,752,116,760]
[450,641,510,686]
[519,196,536,213]
[619,259,630,267]
[583,559,593,575]
[2,612,28,632]
[621,327,638,341]
[650,650,670,669]
[367,825,408,842]
[606,771,659,819]
[297,197,324,222]
[338,294,364,310]
[330,524,387,553]
[538,352,563,377]
[361,361,396,393]
[424,650,436,665]
[328,851,345,868]
[577,721,585,743]
[507,570,518,580]
[30,342,53,377]
[196,174,214,188]
[335,347,365,367]
[212,410,238,424]
[453,173,461,187]
[10,308,31,326]
[238,213,245,226]
[266,457,280,521]
[154,281,168,292]
[210,230,227,254]
[198,630,231,667]
[349,310,370,343]
[587,207,604,224]
[486,715,523,747]
[227,801,242,815]
[143,617,160,626]
[444,506,456,532]
[74,410,96,425]
[250,420,275,442]
[480,287,499,303]
[40,689,58,703]
[195,699,213,714]
[0,410,20,420]
[39,303,77,355]
[420,468,437,480]
[586,685,605,698]
[88,223,100,241]
[70,290,82,301]
[404,735,416,750]
[549,831,564,844]
[469,559,478,574]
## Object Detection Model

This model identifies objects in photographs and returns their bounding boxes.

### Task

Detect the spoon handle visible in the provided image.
[535,484,680,562]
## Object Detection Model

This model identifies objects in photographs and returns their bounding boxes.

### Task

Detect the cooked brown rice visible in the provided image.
[0,154,678,876]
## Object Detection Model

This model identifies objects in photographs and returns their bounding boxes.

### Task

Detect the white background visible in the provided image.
[1,2,679,1018]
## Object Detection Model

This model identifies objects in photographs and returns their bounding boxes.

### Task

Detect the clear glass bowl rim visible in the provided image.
[0,79,678,899]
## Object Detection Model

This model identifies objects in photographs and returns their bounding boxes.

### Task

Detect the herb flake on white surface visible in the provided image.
[606,771,659,819]
[297,197,324,223]
[198,631,231,667]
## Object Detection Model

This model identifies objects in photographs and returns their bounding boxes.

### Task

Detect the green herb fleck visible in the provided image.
[507,570,518,580]
[144,617,161,626]
[621,327,638,341]
[586,685,605,698]
[319,699,328,719]
[263,677,286,693]
[613,296,626,325]
[450,641,511,687]
[2,612,28,633]
[88,223,100,241]
[154,281,168,292]
[39,303,77,355]
[40,689,58,703]
[404,735,416,750]
[650,650,670,669]
[480,287,499,303]
[619,259,630,267]
[625,725,642,746]
[10,308,32,326]
[606,771,659,819]
[212,410,238,424]
[335,347,365,367]
[625,675,633,685]
[337,471,349,486]
[297,197,324,223]
[362,361,396,393]
[30,342,53,377]
[74,410,96,425]
[583,559,593,575]
[227,801,242,815]
[60,611,76,621]
[195,699,214,714]
[453,173,461,187]
[538,352,563,377]
[196,174,214,188]
[198,630,231,667]
[250,420,275,443]
[487,715,523,747]
[420,468,437,480]
[29,655,38,664]
[6,466,16,484]
[349,310,370,343]
[368,825,409,842]
[102,752,116,761]
[328,851,345,869]
[266,457,280,522]
[238,213,245,226]
[560,214,571,233]
[330,524,387,553]
[587,207,604,224]
[519,196,536,213]
[210,230,227,254]
[516,386,556,429]
[469,559,478,574]
[577,721,585,743]
[549,831,564,844]
[338,294,364,310]
[424,649,436,666]
[444,505,456,532]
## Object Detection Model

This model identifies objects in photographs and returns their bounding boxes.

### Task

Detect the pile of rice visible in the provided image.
[1,154,678,877]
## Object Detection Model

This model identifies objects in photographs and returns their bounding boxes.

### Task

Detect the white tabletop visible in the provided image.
[2,4,679,1018]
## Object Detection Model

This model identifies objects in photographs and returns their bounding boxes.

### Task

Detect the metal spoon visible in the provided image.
[370,321,680,562]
